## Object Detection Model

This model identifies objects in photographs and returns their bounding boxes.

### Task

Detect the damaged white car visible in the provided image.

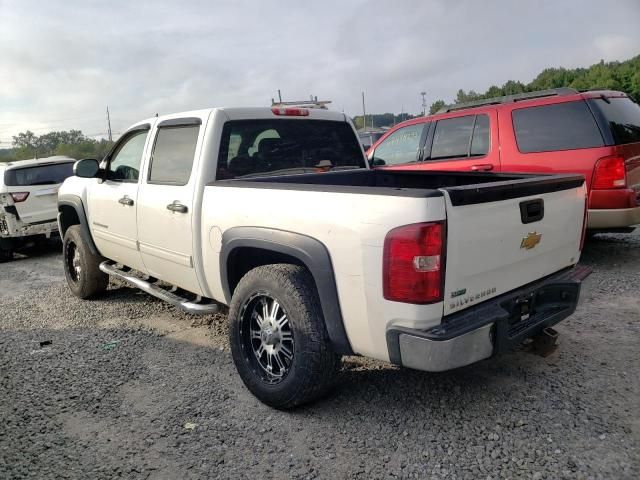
[0,156,75,260]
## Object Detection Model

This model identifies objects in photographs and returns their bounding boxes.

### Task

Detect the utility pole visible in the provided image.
[106,106,113,142]
[361,91,367,131]
[420,91,427,116]
[278,89,282,103]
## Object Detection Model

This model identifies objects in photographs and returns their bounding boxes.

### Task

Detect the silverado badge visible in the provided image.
[520,231,542,250]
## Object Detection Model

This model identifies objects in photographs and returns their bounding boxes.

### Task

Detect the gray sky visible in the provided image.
[1,0,639,146]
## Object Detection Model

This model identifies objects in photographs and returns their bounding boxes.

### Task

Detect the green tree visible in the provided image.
[435,54,640,107]
[8,129,114,161]
[429,100,446,114]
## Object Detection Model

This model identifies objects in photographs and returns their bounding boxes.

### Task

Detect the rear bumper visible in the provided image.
[0,212,58,238]
[587,206,640,229]
[386,265,591,372]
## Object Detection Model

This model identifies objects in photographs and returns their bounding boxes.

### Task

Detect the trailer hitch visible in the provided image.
[530,326,559,357]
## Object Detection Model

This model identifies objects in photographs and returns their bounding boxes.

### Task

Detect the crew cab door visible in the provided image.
[87,125,152,272]
[136,117,203,294]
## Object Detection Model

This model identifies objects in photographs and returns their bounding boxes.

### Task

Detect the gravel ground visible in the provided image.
[1,235,639,479]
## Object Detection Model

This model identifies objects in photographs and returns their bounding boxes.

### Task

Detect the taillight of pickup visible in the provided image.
[383,221,445,304]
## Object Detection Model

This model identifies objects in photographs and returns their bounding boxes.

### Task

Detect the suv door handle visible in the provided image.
[470,164,494,172]
[118,196,134,206]
[166,202,188,214]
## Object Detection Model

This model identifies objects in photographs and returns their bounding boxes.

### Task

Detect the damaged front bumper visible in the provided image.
[386,265,592,372]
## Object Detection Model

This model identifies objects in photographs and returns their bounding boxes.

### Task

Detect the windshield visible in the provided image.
[589,97,640,145]
[216,119,365,179]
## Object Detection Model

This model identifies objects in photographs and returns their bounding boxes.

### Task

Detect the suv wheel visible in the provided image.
[63,225,109,299]
[229,264,340,409]
[0,238,13,262]
[0,247,12,262]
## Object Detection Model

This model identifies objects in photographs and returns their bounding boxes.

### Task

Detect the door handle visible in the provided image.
[166,201,188,214]
[470,164,494,172]
[118,196,134,206]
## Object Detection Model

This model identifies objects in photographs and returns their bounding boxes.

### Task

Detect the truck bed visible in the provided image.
[213,169,585,204]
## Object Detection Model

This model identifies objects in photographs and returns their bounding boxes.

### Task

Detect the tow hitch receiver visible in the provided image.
[531,326,559,357]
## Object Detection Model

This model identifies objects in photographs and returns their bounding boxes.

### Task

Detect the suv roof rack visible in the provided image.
[436,87,579,114]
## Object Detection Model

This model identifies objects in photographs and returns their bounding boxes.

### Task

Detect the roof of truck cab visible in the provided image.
[0,156,75,171]
[128,107,349,132]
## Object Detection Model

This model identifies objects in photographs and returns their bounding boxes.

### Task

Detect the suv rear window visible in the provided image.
[4,162,74,187]
[513,101,604,153]
[589,97,640,145]
[217,120,365,179]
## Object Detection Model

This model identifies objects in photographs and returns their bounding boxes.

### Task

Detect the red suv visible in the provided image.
[367,88,640,231]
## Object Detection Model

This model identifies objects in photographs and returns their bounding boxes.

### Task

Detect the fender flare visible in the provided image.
[57,194,99,255]
[220,227,353,355]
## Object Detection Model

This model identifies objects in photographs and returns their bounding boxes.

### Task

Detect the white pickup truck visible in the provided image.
[58,106,590,408]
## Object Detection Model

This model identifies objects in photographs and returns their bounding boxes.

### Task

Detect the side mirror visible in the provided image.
[74,158,100,178]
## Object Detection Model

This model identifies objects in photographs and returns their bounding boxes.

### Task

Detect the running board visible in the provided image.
[99,262,219,315]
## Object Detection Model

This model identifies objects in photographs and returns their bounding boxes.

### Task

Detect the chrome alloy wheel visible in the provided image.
[240,292,295,384]
[66,241,82,282]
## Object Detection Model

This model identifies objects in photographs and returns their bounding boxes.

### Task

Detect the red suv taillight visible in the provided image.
[383,222,445,304]
[592,156,626,189]
[10,192,29,203]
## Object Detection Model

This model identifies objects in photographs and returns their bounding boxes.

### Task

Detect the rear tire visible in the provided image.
[63,225,109,299]
[229,264,340,409]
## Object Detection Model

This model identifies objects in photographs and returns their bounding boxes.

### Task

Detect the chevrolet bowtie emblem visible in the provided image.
[520,232,542,250]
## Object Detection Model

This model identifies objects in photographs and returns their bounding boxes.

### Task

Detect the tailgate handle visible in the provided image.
[520,199,544,224]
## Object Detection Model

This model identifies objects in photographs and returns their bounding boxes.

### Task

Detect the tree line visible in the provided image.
[0,130,114,162]
[352,54,640,128]
[429,54,640,114]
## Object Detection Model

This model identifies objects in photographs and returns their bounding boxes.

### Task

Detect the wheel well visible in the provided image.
[227,247,307,296]
[58,205,80,237]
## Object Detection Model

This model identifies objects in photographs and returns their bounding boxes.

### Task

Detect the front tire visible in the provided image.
[63,225,109,299]
[229,264,340,409]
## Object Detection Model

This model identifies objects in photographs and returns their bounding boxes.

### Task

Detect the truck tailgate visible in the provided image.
[441,175,586,316]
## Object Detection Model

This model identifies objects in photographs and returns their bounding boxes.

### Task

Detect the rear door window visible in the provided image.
[588,97,640,145]
[372,124,424,166]
[430,115,475,159]
[217,120,365,179]
[4,162,74,186]
[513,101,604,153]
[470,115,490,156]
[148,126,200,185]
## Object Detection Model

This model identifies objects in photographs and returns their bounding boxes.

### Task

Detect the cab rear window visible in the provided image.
[217,120,365,179]
[589,97,640,145]
[4,162,74,187]
[512,101,604,153]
